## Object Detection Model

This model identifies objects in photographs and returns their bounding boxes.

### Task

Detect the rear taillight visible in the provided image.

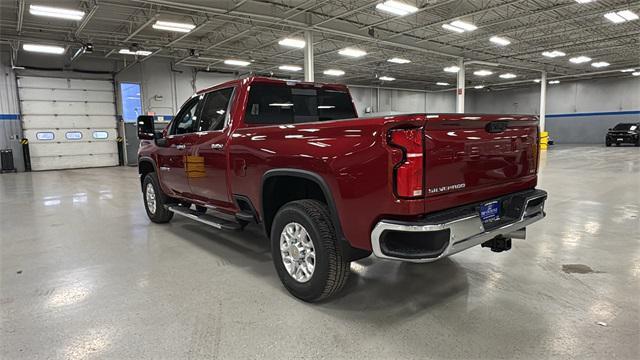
[388,128,424,198]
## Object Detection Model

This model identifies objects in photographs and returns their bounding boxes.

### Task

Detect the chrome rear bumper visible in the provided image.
[370,189,547,263]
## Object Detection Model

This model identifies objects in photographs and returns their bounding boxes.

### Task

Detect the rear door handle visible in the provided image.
[210,144,224,150]
[176,144,186,150]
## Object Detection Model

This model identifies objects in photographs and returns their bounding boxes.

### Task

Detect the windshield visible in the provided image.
[244,83,358,125]
[613,124,638,131]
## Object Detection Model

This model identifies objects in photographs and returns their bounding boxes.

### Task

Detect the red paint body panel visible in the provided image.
[139,77,540,251]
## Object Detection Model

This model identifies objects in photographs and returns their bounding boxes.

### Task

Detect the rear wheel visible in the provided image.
[271,200,350,302]
[143,172,174,223]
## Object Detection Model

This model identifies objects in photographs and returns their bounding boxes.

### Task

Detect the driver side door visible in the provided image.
[156,96,203,197]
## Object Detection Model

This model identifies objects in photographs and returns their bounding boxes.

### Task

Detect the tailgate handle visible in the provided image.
[486,121,509,133]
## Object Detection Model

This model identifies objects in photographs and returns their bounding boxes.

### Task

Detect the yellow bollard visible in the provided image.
[540,131,549,150]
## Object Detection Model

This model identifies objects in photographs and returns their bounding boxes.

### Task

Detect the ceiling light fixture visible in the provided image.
[224,59,250,66]
[473,70,493,76]
[542,50,566,58]
[533,79,541,83]
[443,66,460,73]
[436,82,449,86]
[29,5,85,20]
[379,76,396,81]
[574,0,594,3]
[450,20,477,31]
[442,24,465,33]
[279,65,302,71]
[591,61,610,68]
[387,57,411,64]
[119,49,152,56]
[152,20,196,33]
[489,36,511,46]
[474,85,485,89]
[633,72,640,76]
[620,68,636,72]
[499,73,517,79]
[375,1,419,16]
[604,10,638,23]
[278,38,305,48]
[324,69,345,76]
[23,43,66,55]
[569,56,592,64]
[549,80,560,84]
[338,48,367,57]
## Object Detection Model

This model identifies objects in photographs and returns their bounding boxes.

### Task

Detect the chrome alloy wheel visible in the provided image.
[280,222,316,283]
[145,183,157,214]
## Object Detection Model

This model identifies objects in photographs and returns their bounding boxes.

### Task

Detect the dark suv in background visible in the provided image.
[606,123,640,146]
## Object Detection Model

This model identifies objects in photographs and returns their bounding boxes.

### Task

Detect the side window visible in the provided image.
[244,84,293,125]
[198,88,234,132]
[170,97,200,135]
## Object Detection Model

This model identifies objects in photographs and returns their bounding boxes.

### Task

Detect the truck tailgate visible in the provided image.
[422,114,539,205]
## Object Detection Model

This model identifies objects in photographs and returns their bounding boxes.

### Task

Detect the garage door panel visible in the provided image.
[21,101,116,116]
[69,79,114,91]
[22,115,117,129]
[31,154,118,171]
[28,141,118,157]
[19,88,114,102]
[17,76,70,89]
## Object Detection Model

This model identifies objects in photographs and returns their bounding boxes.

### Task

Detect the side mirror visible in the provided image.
[137,115,155,140]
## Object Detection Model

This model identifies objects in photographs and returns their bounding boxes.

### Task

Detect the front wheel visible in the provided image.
[271,200,350,302]
[142,172,174,223]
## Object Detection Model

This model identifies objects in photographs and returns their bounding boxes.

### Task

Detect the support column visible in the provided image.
[304,30,314,82]
[539,71,547,132]
[456,58,465,113]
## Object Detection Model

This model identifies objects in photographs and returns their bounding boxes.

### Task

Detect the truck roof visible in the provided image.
[196,76,350,95]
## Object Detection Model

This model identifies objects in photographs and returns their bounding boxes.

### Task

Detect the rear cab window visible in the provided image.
[243,83,357,125]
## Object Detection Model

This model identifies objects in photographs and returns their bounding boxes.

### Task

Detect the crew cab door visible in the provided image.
[156,96,202,196]
[187,87,235,208]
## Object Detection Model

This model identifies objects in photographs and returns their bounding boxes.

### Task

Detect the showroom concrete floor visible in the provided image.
[1,145,639,359]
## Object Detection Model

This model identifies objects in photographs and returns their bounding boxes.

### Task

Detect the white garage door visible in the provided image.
[18,76,118,171]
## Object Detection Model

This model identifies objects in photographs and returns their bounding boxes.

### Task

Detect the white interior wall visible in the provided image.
[0,50,23,171]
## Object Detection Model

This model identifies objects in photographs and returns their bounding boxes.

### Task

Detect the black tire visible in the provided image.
[271,200,350,302]
[142,172,174,223]
[605,140,611,147]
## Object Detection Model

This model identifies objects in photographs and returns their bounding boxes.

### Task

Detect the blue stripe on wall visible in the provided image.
[547,110,640,118]
[0,114,20,120]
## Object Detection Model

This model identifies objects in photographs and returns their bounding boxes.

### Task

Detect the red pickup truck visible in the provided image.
[137,76,547,302]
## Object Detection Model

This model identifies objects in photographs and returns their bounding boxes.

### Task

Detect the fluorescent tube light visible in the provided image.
[119,49,152,56]
[569,56,591,64]
[473,70,493,76]
[618,10,639,21]
[224,59,250,66]
[442,24,465,33]
[490,36,511,46]
[387,57,411,64]
[604,12,626,23]
[278,38,305,48]
[533,79,541,83]
[338,48,367,57]
[279,65,302,71]
[152,20,196,33]
[633,72,640,76]
[375,1,419,16]
[379,76,396,81]
[443,66,460,73]
[29,5,85,20]
[474,85,485,89]
[574,0,594,3]
[450,20,477,31]
[591,61,610,68]
[620,68,636,72]
[499,73,517,79]
[548,80,560,84]
[436,82,449,86]
[23,43,65,54]
[324,69,345,76]
[542,50,566,58]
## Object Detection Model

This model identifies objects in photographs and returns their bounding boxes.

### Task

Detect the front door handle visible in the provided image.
[176,144,186,150]
[211,143,224,150]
